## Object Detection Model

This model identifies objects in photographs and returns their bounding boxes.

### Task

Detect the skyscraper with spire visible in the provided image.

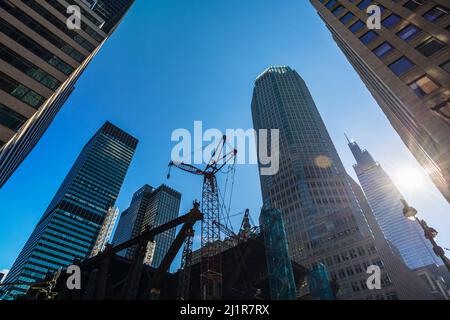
[310,0,450,203]
[347,137,440,270]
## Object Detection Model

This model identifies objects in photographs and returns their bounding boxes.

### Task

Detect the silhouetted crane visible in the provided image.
[168,135,237,300]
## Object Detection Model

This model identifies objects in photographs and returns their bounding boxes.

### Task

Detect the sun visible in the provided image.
[395,167,425,192]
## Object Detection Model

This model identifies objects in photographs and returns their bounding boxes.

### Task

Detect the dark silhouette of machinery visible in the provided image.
[168,135,237,300]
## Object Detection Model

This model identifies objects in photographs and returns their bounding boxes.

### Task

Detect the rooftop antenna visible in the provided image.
[344,133,352,144]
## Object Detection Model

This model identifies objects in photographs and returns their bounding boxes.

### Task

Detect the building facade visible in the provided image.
[348,138,440,269]
[251,66,431,300]
[112,184,181,269]
[142,185,181,268]
[112,184,153,258]
[0,0,134,188]
[415,264,450,300]
[347,172,435,299]
[2,121,137,298]
[111,208,131,246]
[310,0,450,202]
[90,205,119,257]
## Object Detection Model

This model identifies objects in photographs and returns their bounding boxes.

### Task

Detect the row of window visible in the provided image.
[400,0,449,23]
[0,19,74,75]
[321,0,449,99]
[0,70,46,109]
[45,0,104,42]
[0,103,27,132]
[23,0,96,52]
[0,1,85,62]
[0,43,61,90]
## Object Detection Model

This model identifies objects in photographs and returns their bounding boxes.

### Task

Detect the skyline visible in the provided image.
[2,121,138,296]
[348,138,440,269]
[0,0,449,272]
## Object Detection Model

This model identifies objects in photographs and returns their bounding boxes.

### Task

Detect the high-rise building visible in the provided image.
[111,208,131,245]
[142,185,181,268]
[347,172,435,299]
[0,0,135,188]
[348,137,440,269]
[112,184,153,257]
[2,121,137,297]
[112,184,181,268]
[251,65,432,300]
[310,0,450,202]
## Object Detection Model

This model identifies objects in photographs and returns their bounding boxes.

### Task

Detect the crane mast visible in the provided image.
[168,135,237,300]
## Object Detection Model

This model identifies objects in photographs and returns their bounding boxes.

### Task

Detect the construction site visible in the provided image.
[11,136,335,301]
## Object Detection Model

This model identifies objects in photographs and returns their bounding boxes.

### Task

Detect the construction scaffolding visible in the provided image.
[307,263,335,300]
[259,208,297,300]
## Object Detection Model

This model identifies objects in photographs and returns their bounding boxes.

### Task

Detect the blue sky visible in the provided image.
[0,0,448,272]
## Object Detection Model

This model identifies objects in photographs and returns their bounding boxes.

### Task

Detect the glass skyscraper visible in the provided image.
[142,185,181,268]
[348,138,440,269]
[2,121,137,298]
[112,184,181,269]
[0,0,135,188]
[251,66,431,300]
[112,184,153,258]
[310,0,449,202]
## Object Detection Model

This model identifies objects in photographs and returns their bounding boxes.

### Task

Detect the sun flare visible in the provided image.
[395,167,425,192]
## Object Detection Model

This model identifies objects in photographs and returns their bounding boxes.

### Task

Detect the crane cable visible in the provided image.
[214,156,252,292]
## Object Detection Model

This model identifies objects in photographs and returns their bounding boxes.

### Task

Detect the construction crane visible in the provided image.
[168,135,237,300]
[214,209,254,245]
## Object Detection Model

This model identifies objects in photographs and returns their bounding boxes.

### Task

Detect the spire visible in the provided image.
[347,137,377,171]
[345,133,352,144]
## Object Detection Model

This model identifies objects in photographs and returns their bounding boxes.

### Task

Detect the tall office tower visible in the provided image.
[112,184,154,257]
[111,184,181,268]
[348,138,440,269]
[310,0,450,202]
[112,208,130,244]
[3,122,137,297]
[141,185,181,268]
[0,0,135,188]
[251,66,431,300]
[347,173,435,298]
